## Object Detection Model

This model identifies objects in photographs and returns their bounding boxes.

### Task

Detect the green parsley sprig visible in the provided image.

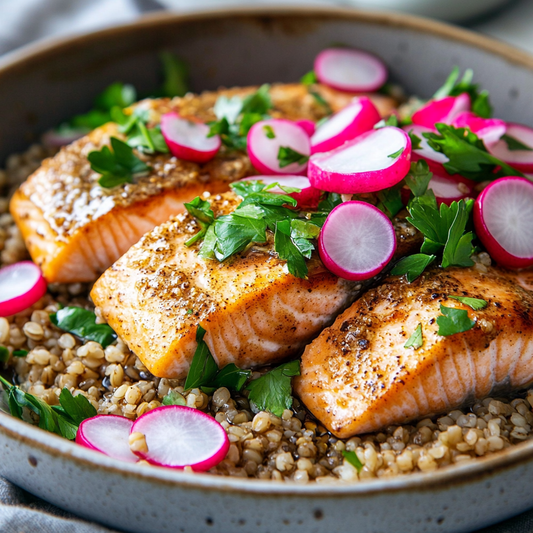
[437,305,476,336]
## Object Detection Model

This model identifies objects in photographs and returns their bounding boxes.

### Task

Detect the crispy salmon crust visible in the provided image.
[11,84,396,283]
[294,266,533,438]
[90,192,419,379]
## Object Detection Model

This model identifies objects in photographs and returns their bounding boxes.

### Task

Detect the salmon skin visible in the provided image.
[294,266,533,438]
[90,192,418,379]
[10,84,396,283]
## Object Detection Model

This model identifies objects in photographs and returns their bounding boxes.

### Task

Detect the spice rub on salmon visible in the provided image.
[295,266,533,438]
[90,191,418,379]
[10,84,397,283]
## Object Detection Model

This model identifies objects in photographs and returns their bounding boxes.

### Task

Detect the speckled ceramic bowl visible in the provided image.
[1,7,533,533]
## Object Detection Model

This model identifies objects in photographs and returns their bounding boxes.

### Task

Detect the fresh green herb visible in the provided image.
[162,390,186,406]
[387,147,404,159]
[404,323,423,349]
[245,360,300,417]
[374,115,400,129]
[263,125,276,139]
[437,305,476,336]
[377,186,404,218]
[277,146,309,168]
[57,388,98,425]
[448,295,488,310]
[342,450,363,472]
[0,346,9,363]
[501,134,533,151]
[241,84,272,115]
[404,160,433,198]
[408,130,422,150]
[50,306,117,348]
[186,309,194,315]
[301,71,318,85]
[13,350,28,358]
[391,254,436,282]
[206,364,251,393]
[308,89,333,115]
[158,51,189,98]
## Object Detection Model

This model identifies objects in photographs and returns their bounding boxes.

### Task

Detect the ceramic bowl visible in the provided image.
[1,7,533,533]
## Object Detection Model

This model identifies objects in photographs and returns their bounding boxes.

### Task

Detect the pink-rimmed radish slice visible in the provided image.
[295,119,316,137]
[247,119,310,175]
[473,177,533,269]
[310,97,380,154]
[160,112,220,164]
[0,261,47,317]
[411,93,471,129]
[308,126,411,194]
[131,405,229,471]
[319,201,397,281]
[488,123,533,172]
[404,124,449,173]
[314,48,387,93]
[76,415,138,463]
[239,175,321,209]
[428,172,476,206]
[451,112,507,147]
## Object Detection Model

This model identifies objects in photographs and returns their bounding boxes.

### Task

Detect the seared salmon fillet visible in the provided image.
[90,192,418,379]
[294,266,533,438]
[10,84,396,283]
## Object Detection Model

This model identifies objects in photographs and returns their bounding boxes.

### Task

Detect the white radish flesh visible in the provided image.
[160,112,220,164]
[131,406,229,471]
[310,97,380,154]
[411,93,471,129]
[488,123,533,172]
[314,48,387,93]
[404,124,449,173]
[319,201,396,280]
[0,262,47,317]
[427,172,476,205]
[474,177,533,269]
[247,119,310,175]
[76,415,138,463]
[308,126,411,194]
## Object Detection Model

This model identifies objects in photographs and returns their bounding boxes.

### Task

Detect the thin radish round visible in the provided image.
[488,123,533,172]
[308,126,411,194]
[295,119,316,137]
[319,201,396,280]
[404,124,449,173]
[411,93,471,129]
[160,112,220,164]
[314,48,387,93]
[451,112,506,147]
[427,172,476,205]
[247,119,310,175]
[76,415,138,463]
[474,177,533,269]
[0,262,47,317]
[131,406,229,471]
[310,97,380,154]
[239,175,321,209]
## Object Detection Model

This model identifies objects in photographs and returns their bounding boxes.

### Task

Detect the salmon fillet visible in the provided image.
[90,192,419,379]
[10,84,396,283]
[294,266,533,438]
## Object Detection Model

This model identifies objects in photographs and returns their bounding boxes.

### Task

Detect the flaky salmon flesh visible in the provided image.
[10,84,396,283]
[90,192,420,379]
[294,266,533,438]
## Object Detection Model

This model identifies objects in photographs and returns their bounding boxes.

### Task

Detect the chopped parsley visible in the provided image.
[404,323,423,349]
[376,185,404,218]
[277,146,309,168]
[301,71,318,85]
[387,147,404,159]
[13,350,28,358]
[391,254,436,282]
[263,125,276,139]
[448,295,488,310]
[157,51,189,98]
[437,305,476,336]
[0,346,8,363]
[342,450,363,471]
[407,130,422,150]
[501,134,533,151]
[162,390,186,406]
[375,115,400,129]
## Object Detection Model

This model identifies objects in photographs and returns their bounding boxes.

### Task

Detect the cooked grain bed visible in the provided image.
[1,143,533,483]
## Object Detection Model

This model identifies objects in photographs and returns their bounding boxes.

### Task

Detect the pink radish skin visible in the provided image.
[0,262,47,317]
[247,119,311,175]
[404,124,449,174]
[319,201,397,281]
[314,48,387,93]
[76,415,138,463]
[451,112,507,147]
[239,176,321,209]
[160,112,220,164]
[308,126,411,194]
[473,177,533,269]
[310,97,380,154]
[131,406,229,471]
[411,93,471,129]
[295,119,316,137]
[488,123,533,172]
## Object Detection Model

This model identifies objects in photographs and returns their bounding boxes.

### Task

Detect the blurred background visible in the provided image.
[0,0,532,58]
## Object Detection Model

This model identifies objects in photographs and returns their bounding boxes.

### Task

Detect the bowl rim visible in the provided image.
[2,5,533,496]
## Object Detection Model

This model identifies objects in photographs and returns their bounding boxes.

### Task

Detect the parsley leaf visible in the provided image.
[263,125,276,139]
[404,323,423,349]
[441,201,475,268]
[57,388,97,426]
[245,360,300,416]
[448,295,488,310]
[0,346,9,363]
[391,254,436,282]
[388,148,404,159]
[206,364,251,393]
[275,220,309,279]
[158,51,189,98]
[408,130,422,150]
[162,390,186,406]
[13,350,28,358]
[501,134,533,151]
[342,450,363,471]
[375,115,400,129]
[404,160,433,198]
[50,306,116,348]
[301,71,318,85]
[437,305,476,336]
[278,146,309,168]
[377,186,404,218]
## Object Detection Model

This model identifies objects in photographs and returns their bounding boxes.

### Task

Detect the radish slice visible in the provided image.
[247,119,310,175]
[239,175,321,209]
[488,123,533,172]
[160,112,220,164]
[451,112,507,147]
[411,94,471,129]
[427,172,476,205]
[310,97,380,154]
[308,126,411,194]
[314,48,387,93]
[76,415,138,463]
[319,201,397,280]
[404,124,449,173]
[295,119,316,137]
[474,177,533,269]
[0,262,47,317]
[131,406,229,471]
